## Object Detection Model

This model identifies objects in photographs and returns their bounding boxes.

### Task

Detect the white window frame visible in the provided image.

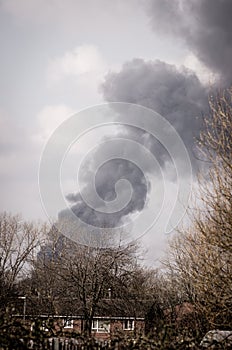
[63,318,74,329]
[42,320,49,332]
[92,319,110,333]
[123,319,134,330]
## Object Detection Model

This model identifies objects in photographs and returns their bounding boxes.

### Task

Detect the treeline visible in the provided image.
[0,89,231,349]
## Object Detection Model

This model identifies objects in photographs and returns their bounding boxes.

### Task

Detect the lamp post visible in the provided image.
[18,296,26,321]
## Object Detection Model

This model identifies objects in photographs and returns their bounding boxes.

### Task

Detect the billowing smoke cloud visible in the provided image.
[146,0,232,85]
[102,59,208,168]
[60,60,207,229]
[60,1,232,231]
[60,156,148,228]
[62,60,208,230]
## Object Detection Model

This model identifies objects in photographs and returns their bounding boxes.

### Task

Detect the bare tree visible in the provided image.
[27,224,142,337]
[0,212,42,305]
[0,212,45,347]
[61,236,139,336]
[165,88,232,331]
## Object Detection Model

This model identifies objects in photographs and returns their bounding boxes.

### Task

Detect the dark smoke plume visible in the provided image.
[102,59,208,169]
[60,1,232,229]
[147,0,232,86]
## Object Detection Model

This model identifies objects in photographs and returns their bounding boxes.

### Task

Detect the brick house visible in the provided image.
[14,314,144,340]
[15,297,146,339]
[37,315,145,339]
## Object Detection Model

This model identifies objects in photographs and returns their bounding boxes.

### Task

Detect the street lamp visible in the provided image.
[18,296,26,321]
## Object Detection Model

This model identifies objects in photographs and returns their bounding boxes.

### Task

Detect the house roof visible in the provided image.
[14,295,150,319]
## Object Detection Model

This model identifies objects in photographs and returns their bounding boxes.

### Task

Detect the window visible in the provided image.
[92,319,110,333]
[42,320,49,332]
[63,318,74,329]
[123,319,134,330]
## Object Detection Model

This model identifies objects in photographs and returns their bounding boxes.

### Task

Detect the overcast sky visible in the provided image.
[1,0,231,264]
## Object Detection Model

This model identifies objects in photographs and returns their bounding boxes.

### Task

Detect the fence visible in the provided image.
[46,338,114,350]
[0,338,125,350]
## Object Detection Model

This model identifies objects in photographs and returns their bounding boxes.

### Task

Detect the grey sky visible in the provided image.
[1,0,231,264]
[0,0,185,216]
